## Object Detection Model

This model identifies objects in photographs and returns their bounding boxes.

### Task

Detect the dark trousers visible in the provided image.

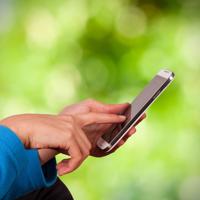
[17,179,74,200]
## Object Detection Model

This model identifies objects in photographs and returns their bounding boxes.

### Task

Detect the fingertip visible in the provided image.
[58,169,63,176]
[142,113,147,119]
[127,131,135,137]
[117,140,125,147]
[131,127,136,132]
[58,168,70,176]
[57,163,72,176]
[126,127,136,137]
[119,115,126,120]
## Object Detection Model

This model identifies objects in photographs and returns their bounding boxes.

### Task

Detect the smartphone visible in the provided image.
[97,69,175,152]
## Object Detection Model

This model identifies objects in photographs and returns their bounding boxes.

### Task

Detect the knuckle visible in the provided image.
[66,123,74,131]
[66,131,73,140]
[60,115,76,126]
[60,115,75,123]
[67,115,75,123]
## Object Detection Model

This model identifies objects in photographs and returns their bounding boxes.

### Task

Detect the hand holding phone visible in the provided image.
[97,69,175,152]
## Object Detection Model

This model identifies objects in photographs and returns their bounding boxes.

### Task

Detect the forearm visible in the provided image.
[0,125,28,199]
[0,115,29,146]
[0,126,57,199]
[1,115,58,165]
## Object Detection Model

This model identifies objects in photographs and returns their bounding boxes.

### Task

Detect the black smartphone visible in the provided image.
[97,69,175,152]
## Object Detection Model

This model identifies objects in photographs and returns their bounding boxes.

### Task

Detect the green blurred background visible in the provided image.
[0,0,200,199]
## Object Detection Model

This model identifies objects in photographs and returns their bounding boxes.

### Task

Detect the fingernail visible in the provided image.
[119,115,126,120]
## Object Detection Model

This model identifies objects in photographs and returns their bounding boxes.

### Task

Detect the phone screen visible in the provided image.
[101,74,171,145]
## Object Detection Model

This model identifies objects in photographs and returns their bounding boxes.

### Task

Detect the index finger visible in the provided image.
[76,113,126,127]
[85,99,130,114]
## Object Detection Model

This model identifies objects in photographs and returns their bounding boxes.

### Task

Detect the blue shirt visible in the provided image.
[0,125,57,199]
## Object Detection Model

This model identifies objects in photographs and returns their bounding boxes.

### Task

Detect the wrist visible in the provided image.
[0,115,28,146]
[38,149,58,165]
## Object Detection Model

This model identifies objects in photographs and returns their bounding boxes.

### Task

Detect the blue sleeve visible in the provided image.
[0,126,57,200]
